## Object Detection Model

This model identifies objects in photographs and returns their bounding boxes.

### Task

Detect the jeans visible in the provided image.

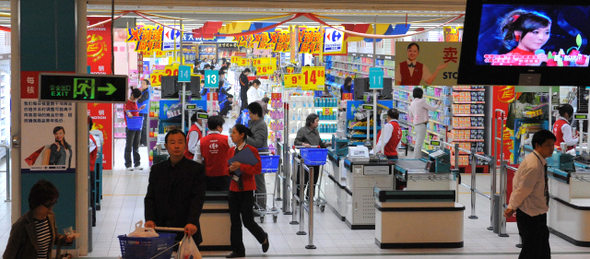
[516,209,551,259]
[228,191,267,254]
[413,123,427,159]
[124,128,141,168]
[139,113,148,146]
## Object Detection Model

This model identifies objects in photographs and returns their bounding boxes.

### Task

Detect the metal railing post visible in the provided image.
[297,158,306,235]
[290,153,298,224]
[4,146,10,202]
[488,155,495,230]
[454,143,460,169]
[306,165,316,249]
[499,155,509,237]
[283,146,292,215]
[469,148,478,219]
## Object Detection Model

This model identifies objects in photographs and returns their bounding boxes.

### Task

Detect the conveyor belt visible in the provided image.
[394,159,427,171]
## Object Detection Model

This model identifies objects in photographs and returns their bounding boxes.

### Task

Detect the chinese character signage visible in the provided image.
[232,27,345,54]
[126,26,164,52]
[21,100,77,172]
[88,103,113,170]
[39,74,128,103]
[394,42,461,86]
[87,17,113,75]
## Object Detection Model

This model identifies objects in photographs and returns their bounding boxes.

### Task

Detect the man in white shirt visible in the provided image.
[504,129,555,259]
[408,87,441,159]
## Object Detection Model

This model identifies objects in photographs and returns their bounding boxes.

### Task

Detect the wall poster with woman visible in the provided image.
[394,42,461,87]
[22,100,77,172]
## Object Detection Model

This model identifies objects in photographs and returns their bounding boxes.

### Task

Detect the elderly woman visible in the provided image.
[3,179,75,258]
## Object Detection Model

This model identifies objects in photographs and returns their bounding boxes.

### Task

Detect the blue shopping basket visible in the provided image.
[126,110,144,131]
[300,148,329,166]
[260,155,280,173]
[118,233,176,259]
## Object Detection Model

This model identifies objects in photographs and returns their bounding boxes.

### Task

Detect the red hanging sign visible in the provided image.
[87,17,113,75]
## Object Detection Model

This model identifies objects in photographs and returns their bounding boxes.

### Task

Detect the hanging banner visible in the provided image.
[87,17,113,75]
[232,26,345,54]
[126,25,164,53]
[88,103,113,170]
[493,86,515,164]
[394,42,461,86]
[443,26,463,42]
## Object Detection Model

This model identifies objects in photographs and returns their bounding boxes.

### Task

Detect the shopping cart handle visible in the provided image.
[154,226,185,232]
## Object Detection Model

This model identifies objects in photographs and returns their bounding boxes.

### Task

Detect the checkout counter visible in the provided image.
[520,144,590,246]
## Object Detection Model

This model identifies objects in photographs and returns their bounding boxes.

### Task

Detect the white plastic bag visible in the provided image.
[128,221,159,238]
[177,234,202,259]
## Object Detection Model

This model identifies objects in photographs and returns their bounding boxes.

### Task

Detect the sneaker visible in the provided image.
[134,165,143,171]
[126,167,134,171]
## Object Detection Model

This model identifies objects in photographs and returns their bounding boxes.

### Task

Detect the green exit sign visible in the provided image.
[39,73,127,103]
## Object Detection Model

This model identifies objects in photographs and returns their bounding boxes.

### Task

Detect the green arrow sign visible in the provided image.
[39,73,128,103]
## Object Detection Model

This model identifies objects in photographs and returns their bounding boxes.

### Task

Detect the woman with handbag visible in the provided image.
[226,124,269,258]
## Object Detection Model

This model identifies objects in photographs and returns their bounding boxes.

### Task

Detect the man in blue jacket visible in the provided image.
[138,79,151,147]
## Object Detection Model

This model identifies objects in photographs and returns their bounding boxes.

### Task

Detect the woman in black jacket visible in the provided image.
[239,68,251,111]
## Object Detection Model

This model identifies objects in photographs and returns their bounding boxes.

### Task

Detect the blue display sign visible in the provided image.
[369,67,384,89]
[178,65,191,82]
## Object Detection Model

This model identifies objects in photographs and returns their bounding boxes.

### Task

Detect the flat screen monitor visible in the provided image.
[353,77,393,100]
[458,0,590,86]
[161,76,201,99]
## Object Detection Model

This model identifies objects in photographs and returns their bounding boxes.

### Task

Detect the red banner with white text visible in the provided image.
[88,103,113,170]
[87,17,113,74]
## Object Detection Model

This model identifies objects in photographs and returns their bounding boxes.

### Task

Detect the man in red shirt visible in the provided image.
[125,88,145,170]
[185,109,205,160]
[372,109,403,159]
[194,115,234,191]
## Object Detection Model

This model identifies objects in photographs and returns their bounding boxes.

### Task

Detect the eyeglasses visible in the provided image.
[43,200,58,208]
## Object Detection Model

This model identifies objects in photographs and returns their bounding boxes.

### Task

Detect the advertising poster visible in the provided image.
[88,103,113,170]
[87,17,113,75]
[21,100,77,171]
[492,86,515,164]
[394,42,462,86]
[323,27,344,53]
[162,25,182,51]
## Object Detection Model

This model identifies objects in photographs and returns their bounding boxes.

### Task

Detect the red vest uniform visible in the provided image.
[184,124,203,160]
[376,120,403,157]
[89,135,98,172]
[200,133,231,177]
[229,145,261,192]
[399,62,424,85]
[552,119,574,151]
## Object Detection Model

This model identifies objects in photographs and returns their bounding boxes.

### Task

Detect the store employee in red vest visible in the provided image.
[552,103,578,152]
[185,109,206,160]
[395,42,448,86]
[194,115,235,191]
[372,109,403,159]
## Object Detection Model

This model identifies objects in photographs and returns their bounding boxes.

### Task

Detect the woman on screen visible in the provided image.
[498,10,551,65]
[395,43,448,86]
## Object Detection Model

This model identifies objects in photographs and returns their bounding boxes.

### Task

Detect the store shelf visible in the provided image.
[348,134,374,138]
[394,88,412,94]
[332,60,366,66]
[425,85,446,89]
[454,101,486,104]
[398,119,411,125]
[453,89,485,92]
[427,130,445,137]
[429,119,447,126]
[424,95,441,100]
[453,126,485,129]
[451,139,485,142]
[376,65,396,70]
[454,114,485,117]
[397,109,408,114]
[331,67,369,75]
[348,126,382,130]
[393,98,410,104]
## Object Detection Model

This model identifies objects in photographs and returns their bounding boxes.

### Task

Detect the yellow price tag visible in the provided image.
[239,58,252,67]
[164,64,180,76]
[323,108,332,116]
[150,72,163,86]
[155,50,165,58]
[301,66,325,90]
[231,56,240,63]
[286,67,295,74]
[253,58,276,66]
[284,74,302,88]
[256,64,275,76]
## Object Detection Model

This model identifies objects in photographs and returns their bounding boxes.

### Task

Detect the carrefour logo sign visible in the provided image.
[324,28,343,53]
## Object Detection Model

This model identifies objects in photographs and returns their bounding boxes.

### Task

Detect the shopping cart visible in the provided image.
[292,146,329,212]
[254,148,281,223]
[118,232,177,259]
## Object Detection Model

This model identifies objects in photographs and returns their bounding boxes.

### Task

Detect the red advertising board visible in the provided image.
[21,71,41,99]
[88,103,113,170]
[87,17,113,75]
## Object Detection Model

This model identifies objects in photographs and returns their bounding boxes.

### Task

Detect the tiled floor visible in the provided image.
[1,128,590,258]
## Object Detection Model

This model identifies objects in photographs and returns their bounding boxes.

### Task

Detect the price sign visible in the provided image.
[239,58,252,66]
[301,66,325,90]
[369,67,384,89]
[286,67,295,74]
[178,65,191,82]
[204,70,219,88]
[150,71,164,86]
[284,74,302,88]
[164,64,179,76]
[155,50,166,58]
[256,65,275,76]
[231,56,240,64]
[253,58,276,66]
[323,108,332,115]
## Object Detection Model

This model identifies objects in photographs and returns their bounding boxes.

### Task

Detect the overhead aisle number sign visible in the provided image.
[204,70,218,88]
[178,65,191,82]
[369,67,384,89]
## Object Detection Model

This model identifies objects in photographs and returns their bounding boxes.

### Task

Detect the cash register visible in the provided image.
[425,149,452,173]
